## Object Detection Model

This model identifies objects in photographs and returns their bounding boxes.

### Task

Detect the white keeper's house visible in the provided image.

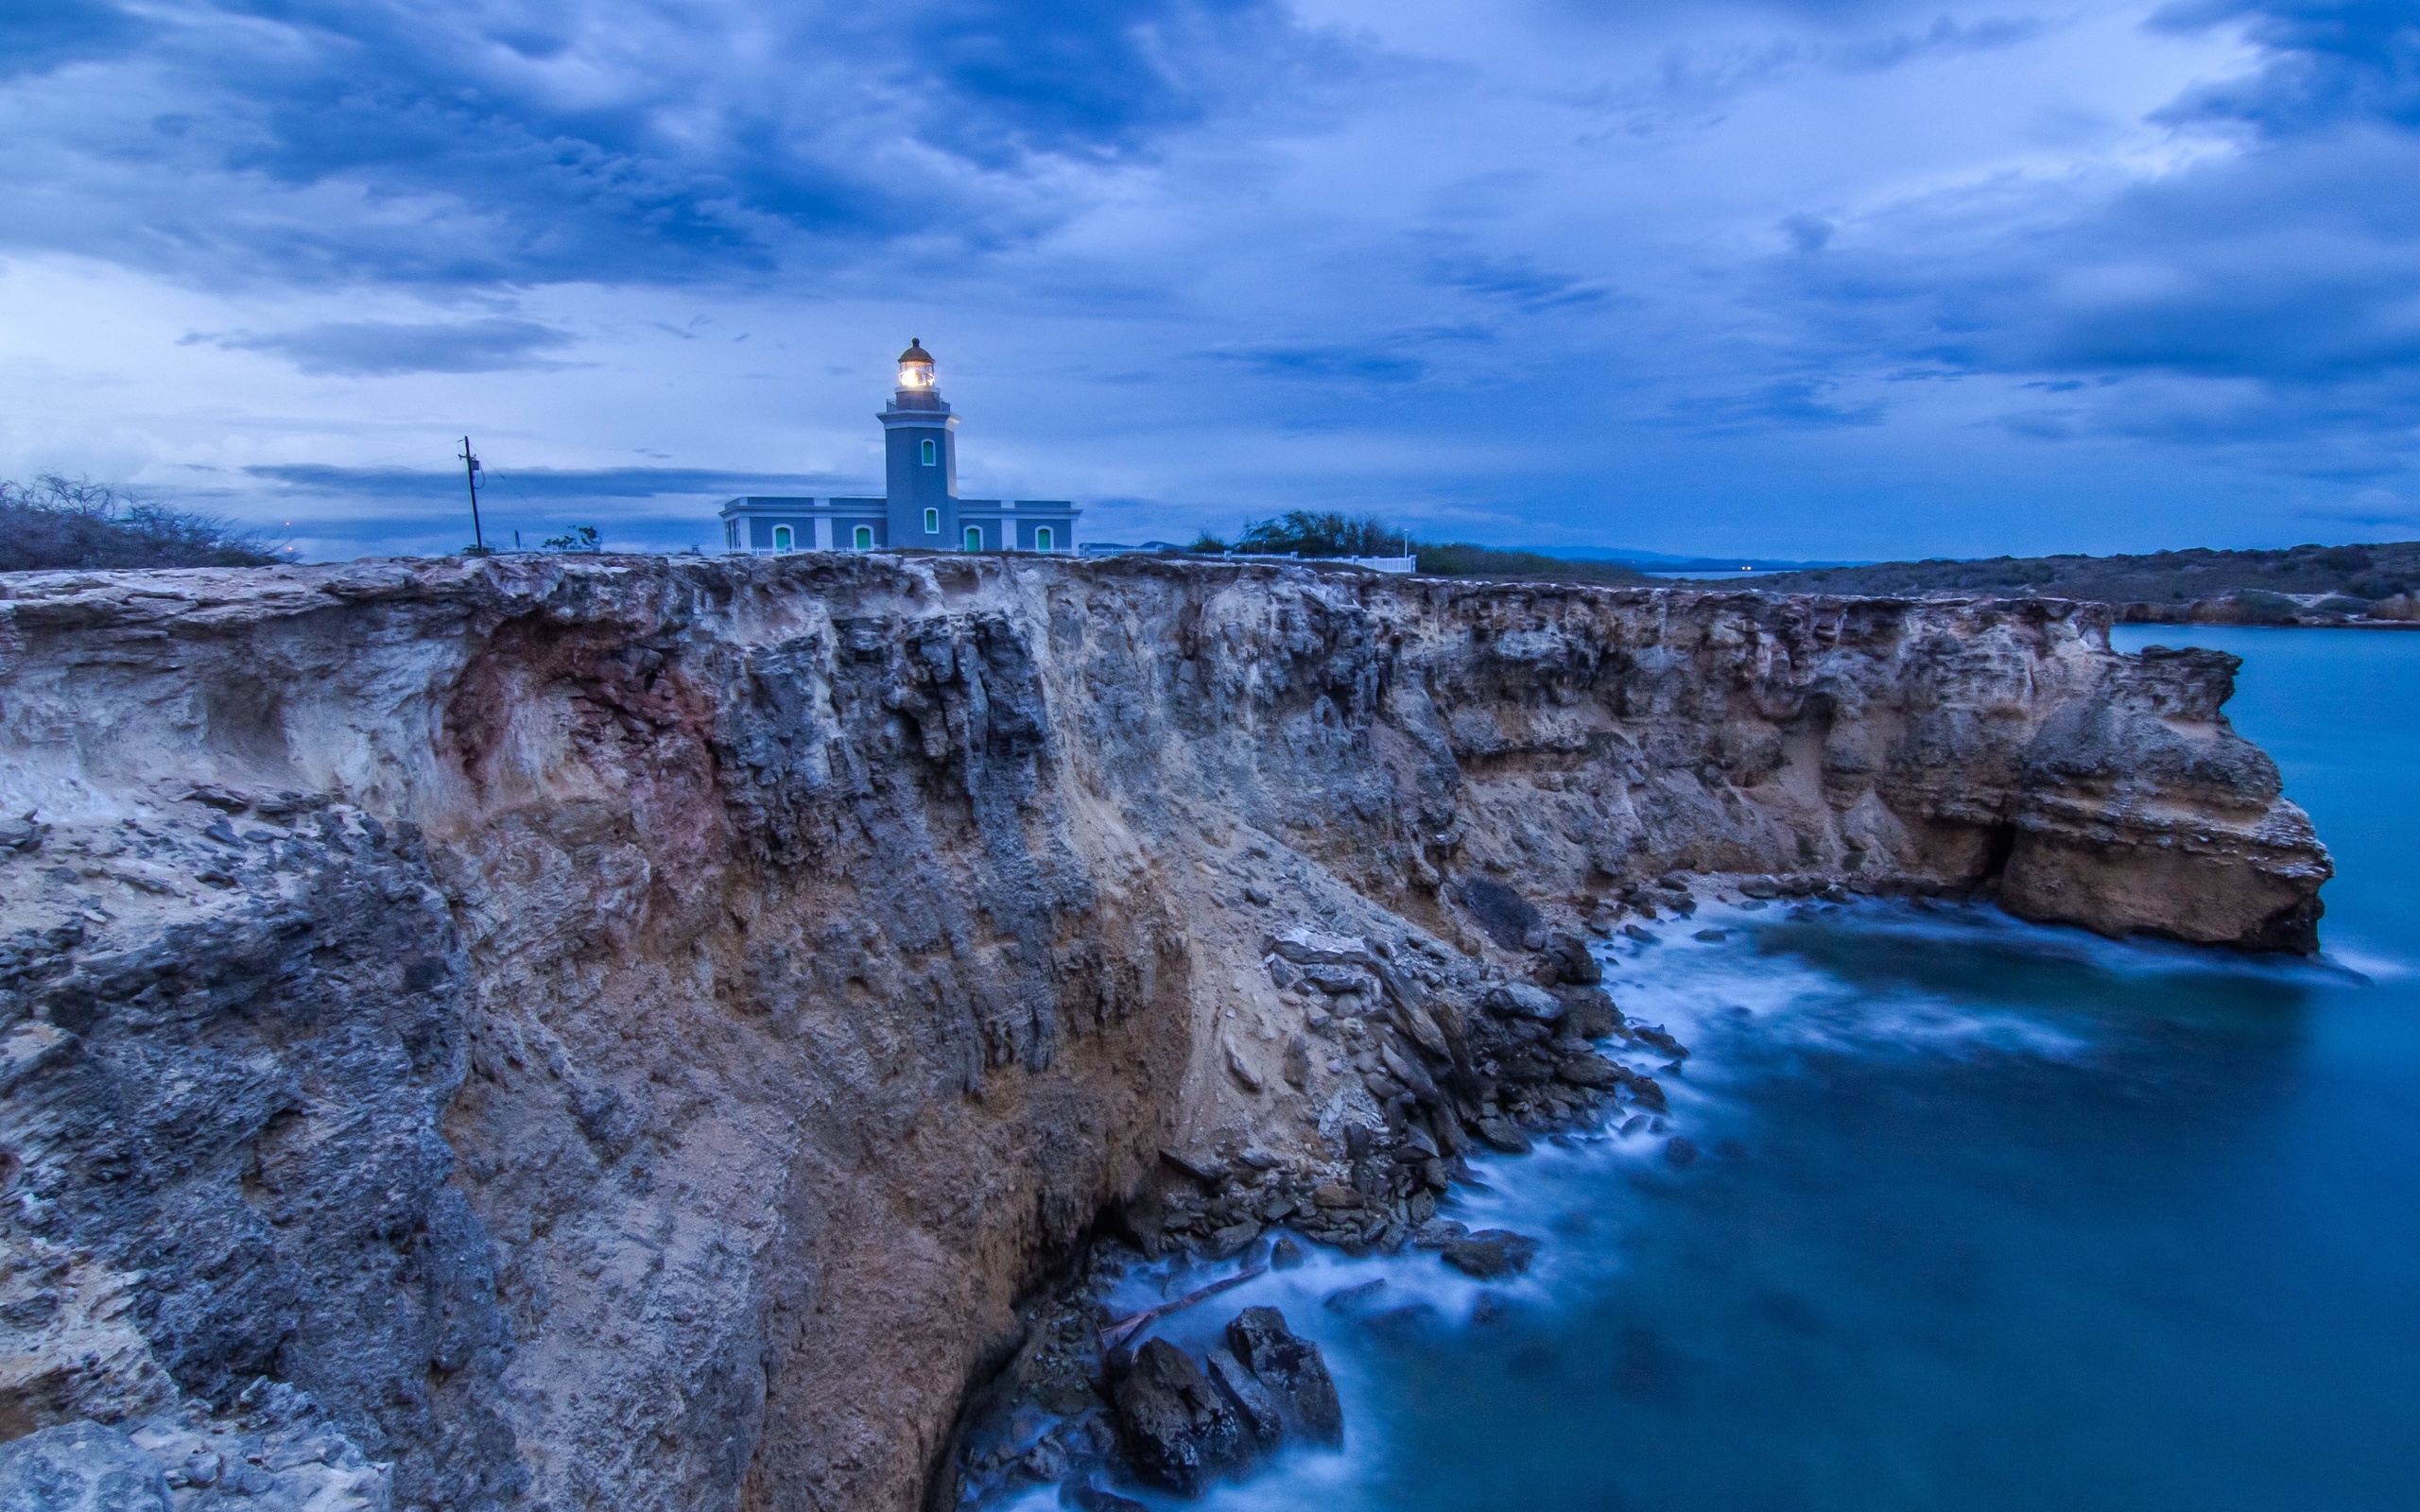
[719,341,1080,555]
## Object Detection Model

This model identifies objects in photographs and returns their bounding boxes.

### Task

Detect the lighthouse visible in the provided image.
[717,340,1080,555]
[879,339,958,549]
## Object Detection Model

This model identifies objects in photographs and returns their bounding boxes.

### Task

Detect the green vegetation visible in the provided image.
[0,474,278,573]
[1742,541,2420,607]
[1409,542,1646,584]
[1191,510,1646,585]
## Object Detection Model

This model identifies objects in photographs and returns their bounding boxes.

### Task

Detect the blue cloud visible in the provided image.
[192,318,577,375]
[1664,378,1886,433]
[1425,249,1615,311]
[0,1,149,80]
[1204,344,1432,384]
[239,464,858,501]
[1753,0,2420,480]
[0,0,1350,287]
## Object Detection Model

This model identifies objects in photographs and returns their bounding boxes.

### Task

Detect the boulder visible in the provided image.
[1112,1338,1250,1495]
[1222,1040,1265,1093]
[1483,983,1564,1022]
[1224,1308,1344,1448]
[1474,1117,1532,1155]
[0,1421,169,1512]
[1556,988,1619,1040]
[1282,1037,1312,1090]
[1440,1229,1541,1280]
[1269,928,1374,967]
[1203,1347,1285,1448]
[1201,1221,1262,1260]
[1541,931,1602,986]
[1553,1053,1622,1089]
[1301,963,1373,994]
[1159,1148,1231,1186]
[1376,1043,1441,1105]
[1632,1023,1689,1059]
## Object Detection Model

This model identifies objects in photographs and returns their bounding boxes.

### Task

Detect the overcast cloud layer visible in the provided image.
[0,0,2413,560]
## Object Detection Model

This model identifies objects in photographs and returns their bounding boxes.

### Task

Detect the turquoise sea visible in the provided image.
[1023,626,2420,1512]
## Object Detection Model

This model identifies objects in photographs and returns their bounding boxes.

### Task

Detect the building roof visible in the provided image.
[898,338,934,365]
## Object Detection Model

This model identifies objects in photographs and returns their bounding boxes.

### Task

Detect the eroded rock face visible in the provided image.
[0,556,2327,1510]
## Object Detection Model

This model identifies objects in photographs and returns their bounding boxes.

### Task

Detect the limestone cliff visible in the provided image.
[0,556,2327,1510]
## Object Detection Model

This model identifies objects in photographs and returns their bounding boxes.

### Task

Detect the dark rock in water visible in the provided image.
[1410,1218,1469,1250]
[1558,988,1619,1040]
[1112,1338,1250,1495]
[1270,1234,1306,1269]
[1621,923,1656,943]
[1619,1114,1649,1136]
[1555,1052,1622,1089]
[1225,1307,1345,1448]
[1204,1346,1286,1448]
[1633,1023,1689,1059]
[1693,928,1728,942]
[1366,1302,1442,1338]
[1470,1291,1509,1327]
[1061,1483,1150,1512]
[1322,1278,1388,1314]
[1541,930,1602,985]
[0,1420,169,1512]
[1739,875,1784,899]
[1474,1116,1533,1155]
[1440,1228,1541,1280]
[1665,1136,1699,1168]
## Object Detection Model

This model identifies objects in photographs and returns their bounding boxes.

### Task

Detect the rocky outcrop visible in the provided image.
[0,556,2328,1510]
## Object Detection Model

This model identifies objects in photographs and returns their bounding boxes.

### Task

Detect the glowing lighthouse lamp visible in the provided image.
[898,338,936,389]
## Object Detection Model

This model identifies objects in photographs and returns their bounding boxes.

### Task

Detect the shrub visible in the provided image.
[0,474,278,572]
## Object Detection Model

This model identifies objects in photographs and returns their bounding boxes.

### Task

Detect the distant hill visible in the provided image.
[1719,541,2420,627]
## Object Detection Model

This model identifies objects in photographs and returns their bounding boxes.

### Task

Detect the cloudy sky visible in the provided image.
[1,0,2413,561]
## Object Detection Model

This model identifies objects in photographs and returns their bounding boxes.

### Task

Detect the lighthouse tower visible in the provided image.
[715,338,1078,554]
[880,339,957,549]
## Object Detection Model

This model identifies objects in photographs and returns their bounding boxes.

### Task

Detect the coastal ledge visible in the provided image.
[0,555,2329,1510]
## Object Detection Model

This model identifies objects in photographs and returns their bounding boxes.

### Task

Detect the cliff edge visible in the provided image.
[0,556,2327,1509]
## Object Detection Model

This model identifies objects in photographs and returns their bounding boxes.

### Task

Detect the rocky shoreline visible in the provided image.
[0,556,2329,1510]
[942,867,1914,1508]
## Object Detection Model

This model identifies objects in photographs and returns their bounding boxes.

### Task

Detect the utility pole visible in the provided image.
[458,437,486,553]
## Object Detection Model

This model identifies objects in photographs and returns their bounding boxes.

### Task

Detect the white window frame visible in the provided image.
[963,524,982,551]
[924,507,939,534]
[854,524,873,550]
[772,524,792,552]
[1034,526,1053,553]
[921,438,937,466]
